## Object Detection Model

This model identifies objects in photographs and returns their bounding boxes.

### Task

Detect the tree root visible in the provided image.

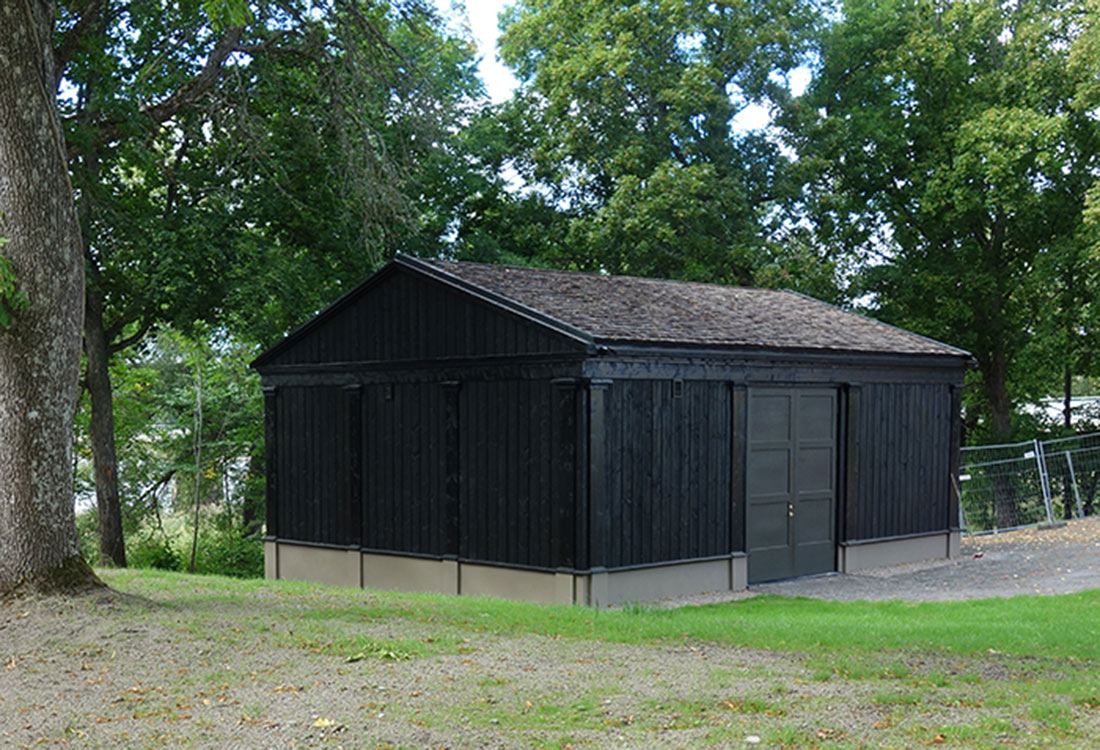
[1,555,105,601]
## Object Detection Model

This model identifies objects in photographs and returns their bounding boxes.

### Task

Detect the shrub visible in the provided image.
[191,522,264,579]
[127,530,181,571]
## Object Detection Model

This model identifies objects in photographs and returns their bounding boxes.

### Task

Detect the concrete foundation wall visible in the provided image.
[265,537,956,602]
[266,542,750,606]
[276,544,361,588]
[590,557,746,607]
[839,532,955,573]
[460,564,575,605]
[362,554,458,595]
[264,540,278,580]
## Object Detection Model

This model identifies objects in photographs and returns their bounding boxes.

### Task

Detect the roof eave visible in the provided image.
[591,339,975,370]
[780,289,973,359]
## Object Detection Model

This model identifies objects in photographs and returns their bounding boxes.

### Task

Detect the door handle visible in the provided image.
[788,502,794,518]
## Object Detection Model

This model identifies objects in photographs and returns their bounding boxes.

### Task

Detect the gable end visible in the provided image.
[253,262,589,369]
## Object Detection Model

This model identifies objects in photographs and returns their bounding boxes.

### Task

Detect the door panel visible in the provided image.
[750,395,792,442]
[746,388,837,583]
[746,448,790,496]
[796,447,834,491]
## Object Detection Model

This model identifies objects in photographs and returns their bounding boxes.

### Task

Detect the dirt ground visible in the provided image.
[750,515,1100,603]
[0,585,880,750]
[2,520,1099,749]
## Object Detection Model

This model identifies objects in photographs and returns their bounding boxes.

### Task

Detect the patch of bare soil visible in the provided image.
[653,516,1100,607]
[2,576,1100,749]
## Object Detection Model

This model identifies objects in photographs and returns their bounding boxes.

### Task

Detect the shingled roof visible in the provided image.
[413,257,968,358]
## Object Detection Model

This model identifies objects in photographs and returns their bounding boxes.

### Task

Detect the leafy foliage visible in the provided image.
[212,2,485,344]
[59,0,485,565]
[786,0,1100,439]
[62,0,482,350]
[496,0,822,285]
[74,328,264,577]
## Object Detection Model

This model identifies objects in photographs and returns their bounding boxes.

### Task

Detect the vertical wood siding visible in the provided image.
[275,386,356,545]
[597,380,731,568]
[458,380,557,568]
[848,383,953,540]
[265,269,580,366]
[362,382,447,555]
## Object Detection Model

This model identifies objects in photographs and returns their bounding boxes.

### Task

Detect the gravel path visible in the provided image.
[655,516,1100,607]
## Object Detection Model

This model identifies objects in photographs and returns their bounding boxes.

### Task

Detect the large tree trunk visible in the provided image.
[981,352,1013,442]
[0,0,100,594]
[84,287,126,566]
[1064,364,1072,430]
[979,352,1018,529]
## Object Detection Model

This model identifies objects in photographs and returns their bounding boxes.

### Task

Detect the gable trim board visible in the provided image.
[254,257,972,604]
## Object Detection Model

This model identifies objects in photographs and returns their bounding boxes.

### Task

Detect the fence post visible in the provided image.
[1065,450,1085,519]
[952,473,967,532]
[1035,439,1055,524]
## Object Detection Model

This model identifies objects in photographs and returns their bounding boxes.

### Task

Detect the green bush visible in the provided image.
[127,530,181,571]
[79,508,263,578]
[191,523,264,579]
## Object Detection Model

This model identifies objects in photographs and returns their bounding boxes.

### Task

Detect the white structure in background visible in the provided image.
[1024,396,1100,427]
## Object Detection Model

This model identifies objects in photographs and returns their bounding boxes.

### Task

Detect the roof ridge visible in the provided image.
[416,256,970,359]
[420,256,793,295]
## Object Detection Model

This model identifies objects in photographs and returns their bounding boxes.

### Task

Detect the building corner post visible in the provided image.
[551,378,580,571]
[587,379,612,576]
[262,384,279,579]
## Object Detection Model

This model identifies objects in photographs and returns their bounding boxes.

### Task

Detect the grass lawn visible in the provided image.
[2,568,1099,748]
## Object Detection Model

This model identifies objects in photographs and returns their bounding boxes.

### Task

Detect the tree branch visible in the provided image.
[108,316,154,355]
[53,0,103,86]
[142,26,244,126]
[93,25,244,145]
[137,469,176,507]
[232,29,295,57]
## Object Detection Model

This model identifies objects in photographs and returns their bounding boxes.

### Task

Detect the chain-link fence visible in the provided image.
[958,432,1100,534]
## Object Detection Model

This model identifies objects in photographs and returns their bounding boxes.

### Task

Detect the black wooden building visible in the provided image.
[253,255,971,605]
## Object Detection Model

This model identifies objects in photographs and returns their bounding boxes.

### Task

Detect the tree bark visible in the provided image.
[1064,364,1072,431]
[84,287,126,566]
[980,352,1013,441]
[979,352,1018,528]
[0,0,100,594]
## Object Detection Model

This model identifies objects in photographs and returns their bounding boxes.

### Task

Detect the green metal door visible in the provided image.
[746,388,837,583]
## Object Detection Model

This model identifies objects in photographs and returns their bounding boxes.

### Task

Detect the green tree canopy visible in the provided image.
[59,0,484,565]
[496,0,821,285]
[786,0,1100,440]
